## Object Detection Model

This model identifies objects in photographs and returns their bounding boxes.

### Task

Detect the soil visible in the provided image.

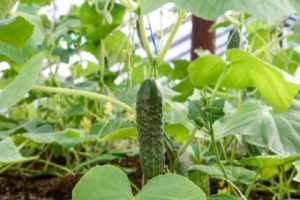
[0,155,297,200]
[0,175,81,200]
[0,156,142,200]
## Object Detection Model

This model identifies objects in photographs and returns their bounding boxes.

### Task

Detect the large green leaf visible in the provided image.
[136,173,206,200]
[240,155,300,179]
[80,2,125,41]
[22,129,98,148]
[240,155,300,169]
[0,16,34,48]
[0,41,28,63]
[72,165,133,200]
[215,99,300,180]
[0,11,45,64]
[140,0,296,22]
[73,165,206,200]
[0,137,37,164]
[215,100,300,155]
[188,49,300,112]
[0,53,43,111]
[0,0,17,19]
[104,30,129,66]
[189,165,257,185]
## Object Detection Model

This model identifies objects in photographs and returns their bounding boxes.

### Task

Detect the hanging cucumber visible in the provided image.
[227,29,240,49]
[136,79,165,179]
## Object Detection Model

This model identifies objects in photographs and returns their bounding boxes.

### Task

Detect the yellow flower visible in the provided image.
[218,180,225,188]
[80,116,91,134]
[217,187,228,194]
[105,102,112,115]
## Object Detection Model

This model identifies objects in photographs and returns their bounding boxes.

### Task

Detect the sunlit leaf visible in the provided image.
[140,0,296,22]
[0,53,43,111]
[0,16,34,48]
[188,49,300,112]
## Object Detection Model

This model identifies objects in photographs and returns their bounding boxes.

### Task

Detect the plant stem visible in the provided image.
[31,85,133,113]
[99,40,105,88]
[209,66,228,106]
[156,10,186,65]
[205,86,238,99]
[245,169,260,198]
[208,120,228,179]
[208,119,240,196]
[36,159,74,174]
[278,166,284,200]
[255,34,290,55]
[137,14,154,63]
[178,126,197,156]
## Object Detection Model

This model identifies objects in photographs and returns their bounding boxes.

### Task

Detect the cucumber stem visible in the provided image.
[31,85,133,113]
[156,10,186,65]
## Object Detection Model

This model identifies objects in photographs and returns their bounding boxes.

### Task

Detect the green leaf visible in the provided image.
[0,12,45,64]
[73,166,206,200]
[289,0,300,13]
[188,49,300,112]
[80,2,125,41]
[101,127,137,142]
[20,0,51,6]
[0,0,17,20]
[136,173,206,200]
[215,100,300,155]
[105,30,129,66]
[172,77,194,102]
[0,16,34,48]
[240,155,300,179]
[140,0,296,22]
[188,99,225,126]
[0,137,37,164]
[273,48,300,74]
[22,129,98,148]
[240,155,300,169]
[164,123,189,143]
[189,165,257,185]
[169,60,190,80]
[210,194,240,200]
[0,53,43,111]
[72,165,133,200]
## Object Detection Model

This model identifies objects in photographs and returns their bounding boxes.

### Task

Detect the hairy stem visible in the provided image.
[31,85,133,113]
[156,10,186,65]
[137,14,154,63]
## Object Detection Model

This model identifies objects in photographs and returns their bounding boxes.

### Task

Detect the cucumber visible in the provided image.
[136,79,165,179]
[227,29,240,49]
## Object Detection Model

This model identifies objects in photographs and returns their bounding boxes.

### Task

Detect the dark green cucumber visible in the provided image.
[136,79,165,179]
[227,29,240,49]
